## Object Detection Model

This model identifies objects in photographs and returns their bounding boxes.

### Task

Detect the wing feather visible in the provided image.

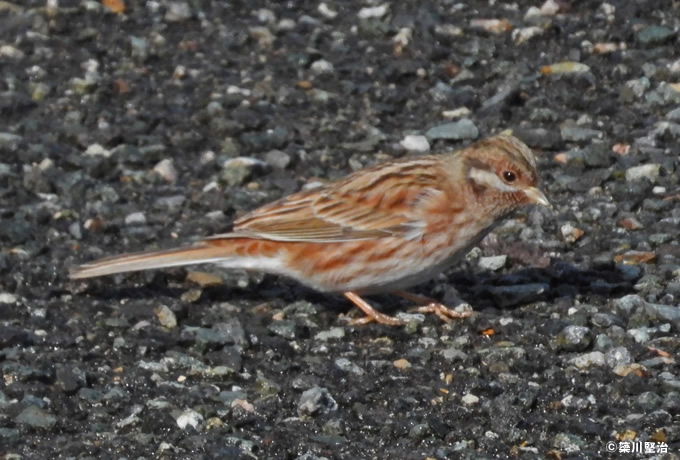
[209,157,449,243]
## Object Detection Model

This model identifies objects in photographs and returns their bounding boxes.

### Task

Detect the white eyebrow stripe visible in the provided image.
[469,168,518,192]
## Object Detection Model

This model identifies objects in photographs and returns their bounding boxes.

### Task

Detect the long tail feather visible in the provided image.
[69,244,229,279]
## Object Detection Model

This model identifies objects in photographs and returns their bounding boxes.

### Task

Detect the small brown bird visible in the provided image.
[70,134,549,325]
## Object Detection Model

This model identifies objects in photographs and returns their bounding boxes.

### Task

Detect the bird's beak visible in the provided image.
[524,186,551,208]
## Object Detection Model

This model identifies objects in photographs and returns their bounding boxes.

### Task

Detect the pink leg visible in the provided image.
[394,290,473,323]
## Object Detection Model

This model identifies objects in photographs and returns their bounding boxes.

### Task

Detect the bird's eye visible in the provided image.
[502,171,516,183]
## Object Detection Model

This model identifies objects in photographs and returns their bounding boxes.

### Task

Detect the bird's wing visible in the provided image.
[207,157,450,243]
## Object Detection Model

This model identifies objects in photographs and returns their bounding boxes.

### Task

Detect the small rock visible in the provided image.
[176,409,203,429]
[315,327,345,341]
[0,293,18,304]
[154,195,185,210]
[552,433,585,453]
[400,134,430,152]
[310,59,334,74]
[636,25,675,46]
[569,351,605,369]
[358,4,388,19]
[84,143,111,157]
[560,223,585,243]
[393,358,411,370]
[541,62,591,75]
[425,119,479,140]
[334,358,364,376]
[15,406,57,429]
[186,271,223,287]
[560,125,602,142]
[264,149,291,169]
[441,348,468,361]
[462,393,480,406]
[124,212,146,226]
[605,346,632,368]
[0,45,24,59]
[153,159,177,183]
[555,325,593,352]
[298,387,338,416]
[625,164,661,182]
[165,2,192,22]
[512,26,543,45]
[613,363,649,377]
[249,26,275,47]
[478,255,507,271]
[154,305,177,329]
[221,157,269,186]
[317,2,338,19]
[0,132,22,147]
[636,392,662,411]
[470,19,512,34]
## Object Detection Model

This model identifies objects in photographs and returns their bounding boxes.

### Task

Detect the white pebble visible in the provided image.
[400,134,430,152]
[478,255,507,271]
[153,159,177,183]
[84,143,111,157]
[176,409,203,429]
[125,212,147,225]
[0,293,18,304]
[358,4,388,19]
[625,164,661,182]
[310,59,334,74]
[317,2,338,19]
[462,394,480,406]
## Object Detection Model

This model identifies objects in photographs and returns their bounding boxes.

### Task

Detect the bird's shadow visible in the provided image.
[71,259,642,318]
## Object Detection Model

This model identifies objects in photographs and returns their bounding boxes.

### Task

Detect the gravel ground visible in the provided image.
[1,0,680,458]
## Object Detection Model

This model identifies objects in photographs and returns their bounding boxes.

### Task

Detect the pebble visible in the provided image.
[165,2,192,22]
[315,327,345,341]
[317,3,338,19]
[221,157,269,186]
[357,4,388,19]
[636,25,675,46]
[399,134,430,152]
[334,358,364,376]
[560,223,585,243]
[298,387,338,416]
[154,305,178,329]
[264,149,291,169]
[569,352,605,369]
[461,394,480,406]
[512,26,543,45]
[15,405,57,429]
[84,143,112,157]
[469,19,512,34]
[478,255,507,271]
[310,59,334,74]
[176,409,203,430]
[555,325,593,351]
[441,348,468,361]
[541,62,591,75]
[0,293,18,304]
[560,125,603,142]
[425,119,479,140]
[625,164,661,182]
[124,212,146,226]
[604,347,632,368]
[153,159,177,183]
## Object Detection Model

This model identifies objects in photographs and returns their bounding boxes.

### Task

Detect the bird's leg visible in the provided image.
[344,291,405,326]
[394,290,473,323]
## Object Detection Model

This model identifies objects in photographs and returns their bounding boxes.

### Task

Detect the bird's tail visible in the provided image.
[69,244,233,279]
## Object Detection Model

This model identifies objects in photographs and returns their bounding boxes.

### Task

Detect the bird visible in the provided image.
[70,134,550,326]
